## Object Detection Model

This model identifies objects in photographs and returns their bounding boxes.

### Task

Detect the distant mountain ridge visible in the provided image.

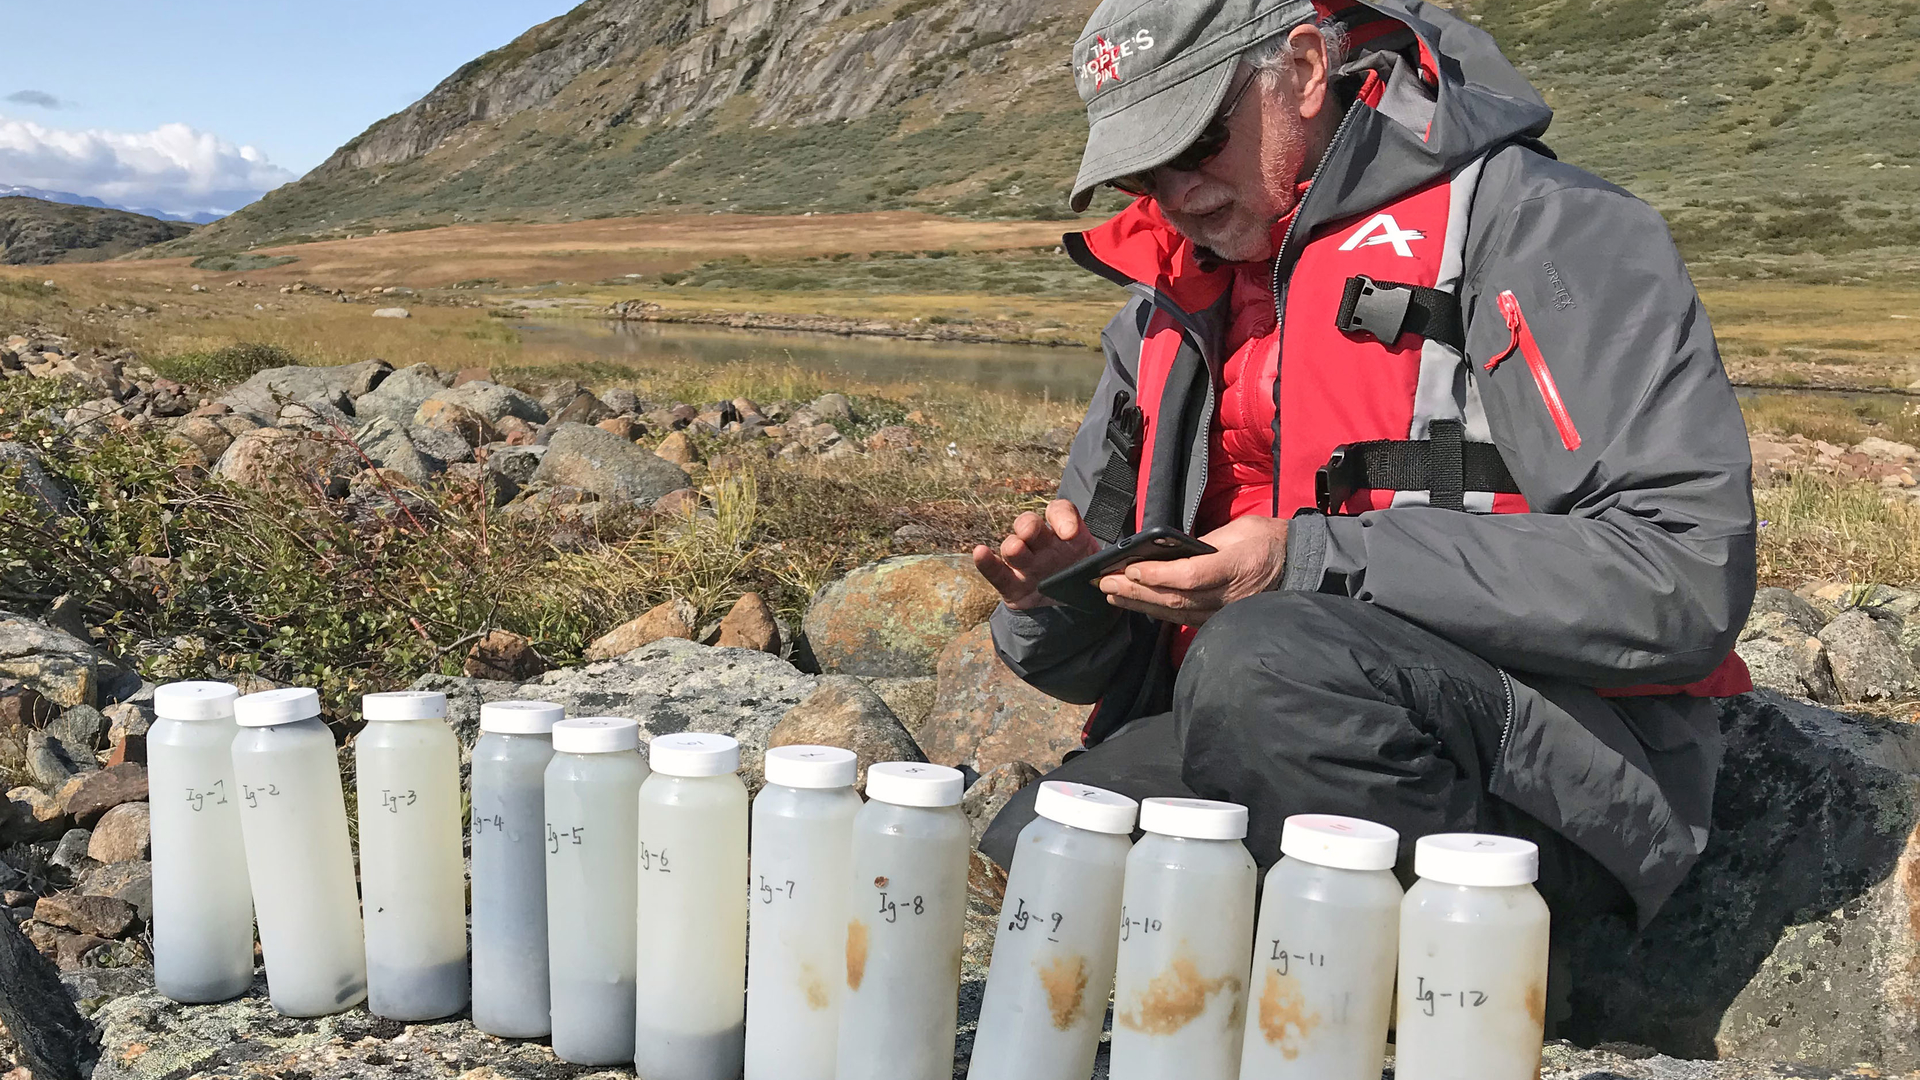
[0,196,195,265]
[0,185,227,225]
[156,0,1918,278]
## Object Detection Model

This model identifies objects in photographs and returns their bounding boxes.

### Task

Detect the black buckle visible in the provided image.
[1104,392,1143,466]
[1337,275,1412,345]
[1316,443,1359,514]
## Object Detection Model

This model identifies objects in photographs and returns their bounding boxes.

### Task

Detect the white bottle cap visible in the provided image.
[1414,833,1540,887]
[154,681,240,722]
[233,687,322,728]
[765,745,858,789]
[1281,814,1400,871]
[480,700,565,734]
[1139,797,1248,840]
[361,690,447,722]
[864,761,964,807]
[1034,782,1138,835]
[648,732,740,777]
[551,716,640,754]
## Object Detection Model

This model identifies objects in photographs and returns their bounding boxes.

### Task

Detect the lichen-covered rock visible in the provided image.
[350,363,450,427]
[801,555,1000,677]
[461,630,548,683]
[916,623,1088,775]
[1816,609,1917,702]
[585,598,698,661]
[0,611,135,708]
[861,676,938,732]
[415,637,816,792]
[412,398,498,446]
[419,382,547,426]
[213,427,359,495]
[531,422,690,504]
[86,803,149,864]
[353,415,439,483]
[215,360,391,424]
[769,676,925,787]
[1564,691,1920,1068]
[33,891,135,938]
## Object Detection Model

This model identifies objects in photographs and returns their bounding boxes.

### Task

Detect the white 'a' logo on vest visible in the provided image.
[1338,213,1426,258]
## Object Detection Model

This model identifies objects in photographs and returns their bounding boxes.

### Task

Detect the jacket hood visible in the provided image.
[1069,0,1554,297]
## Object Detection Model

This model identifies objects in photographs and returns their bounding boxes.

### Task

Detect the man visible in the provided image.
[974,0,1757,946]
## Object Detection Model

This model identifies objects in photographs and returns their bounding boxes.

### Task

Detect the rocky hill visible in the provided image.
[0,197,195,265]
[157,0,1918,276]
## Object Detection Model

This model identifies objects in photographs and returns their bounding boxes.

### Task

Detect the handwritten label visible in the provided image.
[241,783,280,808]
[757,875,797,904]
[1118,906,1162,941]
[1267,944,1328,975]
[1412,976,1488,1017]
[546,823,584,853]
[639,843,672,873]
[473,813,507,835]
[185,780,229,812]
[1004,897,1067,942]
[876,891,925,923]
[379,788,417,813]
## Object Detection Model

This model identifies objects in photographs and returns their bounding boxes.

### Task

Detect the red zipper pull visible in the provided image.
[1485,292,1522,372]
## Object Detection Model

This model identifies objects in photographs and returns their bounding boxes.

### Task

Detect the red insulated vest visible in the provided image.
[1076,166,1751,699]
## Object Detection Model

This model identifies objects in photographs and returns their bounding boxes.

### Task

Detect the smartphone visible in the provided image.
[1037,525,1218,612]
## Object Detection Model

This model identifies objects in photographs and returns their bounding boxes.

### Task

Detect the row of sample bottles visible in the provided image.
[146,678,1546,1080]
[973,788,1550,1080]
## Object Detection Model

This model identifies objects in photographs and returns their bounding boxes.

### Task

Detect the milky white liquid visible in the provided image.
[969,814,1131,1080]
[834,800,971,1080]
[356,717,468,1021]
[744,781,861,1080]
[470,730,554,1038]
[230,717,366,1016]
[1108,832,1257,1080]
[545,748,648,1065]
[1394,879,1550,1080]
[1237,857,1401,1080]
[633,771,751,1080]
[148,714,255,1003]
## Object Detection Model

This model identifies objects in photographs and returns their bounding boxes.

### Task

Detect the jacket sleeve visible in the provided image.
[1282,162,1757,687]
[989,303,1145,704]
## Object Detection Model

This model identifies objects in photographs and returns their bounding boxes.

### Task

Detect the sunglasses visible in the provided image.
[1109,69,1260,198]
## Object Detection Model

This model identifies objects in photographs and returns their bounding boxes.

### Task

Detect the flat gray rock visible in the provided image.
[529,422,688,504]
[350,363,450,428]
[215,360,390,424]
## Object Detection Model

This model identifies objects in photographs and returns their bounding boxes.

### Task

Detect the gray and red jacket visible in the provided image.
[991,0,1757,919]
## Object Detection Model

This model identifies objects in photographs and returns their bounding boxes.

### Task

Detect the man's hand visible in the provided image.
[974,499,1103,610]
[1098,515,1290,626]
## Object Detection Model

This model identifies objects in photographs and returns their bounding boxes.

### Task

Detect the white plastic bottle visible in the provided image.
[744,746,862,1080]
[230,687,367,1017]
[835,762,971,1080]
[546,717,649,1065]
[1395,834,1550,1080]
[1109,798,1257,1080]
[355,690,468,1021]
[470,699,564,1038]
[633,732,751,1080]
[1238,814,1403,1080]
[148,681,254,1003]
[970,781,1137,1080]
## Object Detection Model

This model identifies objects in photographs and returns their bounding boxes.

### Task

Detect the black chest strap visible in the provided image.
[1336,275,1465,349]
[1081,390,1144,544]
[1316,418,1519,514]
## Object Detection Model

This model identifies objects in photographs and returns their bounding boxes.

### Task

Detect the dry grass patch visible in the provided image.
[1756,473,1920,588]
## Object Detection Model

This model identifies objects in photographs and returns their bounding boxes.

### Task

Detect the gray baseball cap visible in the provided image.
[1069,0,1318,212]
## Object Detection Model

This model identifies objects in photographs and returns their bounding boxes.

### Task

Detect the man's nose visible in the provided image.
[1156,168,1211,210]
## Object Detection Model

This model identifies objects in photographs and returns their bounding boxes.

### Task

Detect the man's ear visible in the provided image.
[1287,22,1333,121]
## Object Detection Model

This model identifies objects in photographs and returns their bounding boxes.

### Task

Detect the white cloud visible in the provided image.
[0,115,297,219]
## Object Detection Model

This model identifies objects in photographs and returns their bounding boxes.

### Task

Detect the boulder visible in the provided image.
[602,388,642,415]
[351,363,449,427]
[4,785,68,843]
[769,677,925,787]
[372,307,410,319]
[531,423,691,504]
[1816,609,1917,702]
[421,383,547,427]
[802,555,1001,677]
[103,697,154,766]
[48,827,96,880]
[352,415,438,483]
[0,611,134,708]
[1563,692,1920,1069]
[215,359,390,423]
[486,445,546,486]
[47,703,105,757]
[655,431,700,466]
[0,442,69,517]
[586,598,698,661]
[1735,626,1838,705]
[212,426,358,495]
[441,461,518,508]
[596,415,644,441]
[861,676,938,732]
[1748,586,1827,638]
[58,764,146,827]
[27,731,93,789]
[76,860,152,923]
[33,892,135,938]
[716,593,781,654]
[916,623,1089,775]
[165,415,238,467]
[276,395,355,432]
[550,390,615,427]
[463,630,549,683]
[809,392,854,424]
[407,424,475,467]
[86,803,149,864]
[412,398,497,446]
[960,761,1042,846]
[414,637,817,792]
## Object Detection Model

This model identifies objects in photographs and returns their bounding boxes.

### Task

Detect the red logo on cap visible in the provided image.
[1088,36,1124,88]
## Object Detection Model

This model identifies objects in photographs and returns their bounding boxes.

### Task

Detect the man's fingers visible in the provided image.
[1126,552,1230,592]
[1045,499,1083,542]
[1099,572,1224,612]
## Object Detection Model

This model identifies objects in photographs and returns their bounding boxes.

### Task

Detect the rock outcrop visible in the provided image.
[801,554,1000,678]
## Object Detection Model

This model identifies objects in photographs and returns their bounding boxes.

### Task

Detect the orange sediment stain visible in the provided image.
[1257,969,1321,1059]
[845,920,870,991]
[801,961,829,1009]
[1115,955,1243,1036]
[1037,953,1089,1030]
[1525,980,1547,1030]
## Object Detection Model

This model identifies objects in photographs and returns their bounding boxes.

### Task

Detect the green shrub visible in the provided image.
[150,342,306,387]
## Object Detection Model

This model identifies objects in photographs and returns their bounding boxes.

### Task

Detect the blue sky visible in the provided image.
[0,1,579,216]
